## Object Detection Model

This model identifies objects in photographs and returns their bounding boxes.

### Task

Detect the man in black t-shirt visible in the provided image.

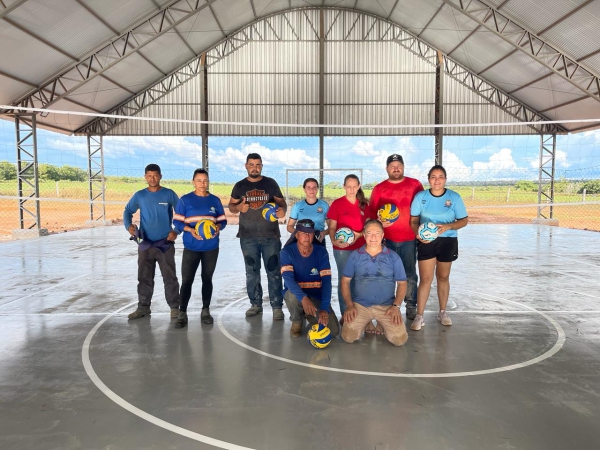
[229,153,288,319]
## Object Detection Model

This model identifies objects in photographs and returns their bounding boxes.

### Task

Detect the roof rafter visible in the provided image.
[441,0,600,106]
[0,0,29,20]
[0,0,218,115]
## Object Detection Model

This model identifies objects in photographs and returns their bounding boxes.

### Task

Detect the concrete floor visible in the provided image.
[1,224,599,450]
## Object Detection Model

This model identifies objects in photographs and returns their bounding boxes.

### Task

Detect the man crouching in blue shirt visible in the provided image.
[281,219,340,338]
[341,219,408,346]
[123,164,181,320]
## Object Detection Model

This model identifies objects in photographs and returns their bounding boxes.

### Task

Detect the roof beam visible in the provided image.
[386,0,400,20]
[0,0,29,20]
[417,3,444,38]
[441,0,600,105]
[1,0,217,115]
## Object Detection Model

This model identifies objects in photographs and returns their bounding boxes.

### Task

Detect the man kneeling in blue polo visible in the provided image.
[281,219,340,338]
[341,219,408,346]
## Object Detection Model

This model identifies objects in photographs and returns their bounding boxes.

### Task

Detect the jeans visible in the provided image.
[333,249,355,315]
[385,239,418,309]
[179,247,219,312]
[240,238,283,309]
[137,244,180,311]
[284,290,340,337]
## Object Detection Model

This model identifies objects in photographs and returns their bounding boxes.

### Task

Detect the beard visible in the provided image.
[248,172,261,179]
[388,172,404,181]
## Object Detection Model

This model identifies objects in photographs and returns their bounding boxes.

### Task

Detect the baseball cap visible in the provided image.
[296,219,317,233]
[386,154,404,166]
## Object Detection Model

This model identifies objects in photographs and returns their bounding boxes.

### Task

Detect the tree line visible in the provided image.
[0,161,87,182]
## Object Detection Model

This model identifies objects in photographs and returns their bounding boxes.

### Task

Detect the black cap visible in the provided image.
[296,219,317,233]
[386,154,404,166]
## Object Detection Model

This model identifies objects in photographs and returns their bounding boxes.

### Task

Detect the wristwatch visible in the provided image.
[392,303,401,309]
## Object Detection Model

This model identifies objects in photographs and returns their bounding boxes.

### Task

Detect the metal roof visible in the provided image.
[0,0,599,135]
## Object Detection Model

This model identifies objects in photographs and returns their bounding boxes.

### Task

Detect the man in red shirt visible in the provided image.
[368,154,424,320]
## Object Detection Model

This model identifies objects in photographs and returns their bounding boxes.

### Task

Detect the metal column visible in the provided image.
[87,135,106,221]
[15,113,40,230]
[434,51,444,165]
[318,7,325,199]
[200,52,209,171]
[537,134,556,219]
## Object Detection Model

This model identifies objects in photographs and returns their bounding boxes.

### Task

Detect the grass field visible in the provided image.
[1,180,598,237]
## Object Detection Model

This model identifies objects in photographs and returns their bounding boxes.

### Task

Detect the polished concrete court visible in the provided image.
[1,224,599,450]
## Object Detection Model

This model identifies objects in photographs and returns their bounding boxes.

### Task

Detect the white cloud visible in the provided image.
[473,148,517,172]
[352,140,378,156]
[528,149,569,169]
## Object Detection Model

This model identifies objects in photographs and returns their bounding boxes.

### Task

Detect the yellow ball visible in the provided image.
[194,219,218,239]
[377,203,399,223]
[307,323,332,349]
[261,202,278,222]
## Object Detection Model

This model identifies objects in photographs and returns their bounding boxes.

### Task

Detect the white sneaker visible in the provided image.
[410,314,425,331]
[437,310,452,326]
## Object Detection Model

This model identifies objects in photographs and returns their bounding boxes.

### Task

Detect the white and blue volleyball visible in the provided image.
[418,222,439,241]
[334,227,355,244]
[307,323,332,349]
[261,202,278,222]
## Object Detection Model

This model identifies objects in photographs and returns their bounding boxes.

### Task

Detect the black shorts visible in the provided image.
[417,237,458,262]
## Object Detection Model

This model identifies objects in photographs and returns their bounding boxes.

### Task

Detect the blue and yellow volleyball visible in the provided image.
[195,219,218,239]
[307,323,332,349]
[418,222,439,241]
[377,203,399,224]
[261,202,278,222]
[334,227,355,244]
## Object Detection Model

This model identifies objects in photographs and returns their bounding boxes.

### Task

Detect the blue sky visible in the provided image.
[1,118,599,186]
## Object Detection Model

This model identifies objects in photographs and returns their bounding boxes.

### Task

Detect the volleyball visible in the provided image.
[261,202,278,222]
[334,227,355,244]
[418,222,439,241]
[307,323,332,349]
[377,203,400,223]
[195,219,218,239]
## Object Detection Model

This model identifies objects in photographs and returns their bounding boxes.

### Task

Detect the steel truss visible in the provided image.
[537,134,556,219]
[435,51,444,165]
[87,135,106,221]
[15,113,40,230]
[441,0,600,105]
[75,7,563,136]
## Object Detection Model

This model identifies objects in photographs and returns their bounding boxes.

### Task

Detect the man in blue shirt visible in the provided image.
[123,164,181,320]
[281,219,340,338]
[340,220,408,346]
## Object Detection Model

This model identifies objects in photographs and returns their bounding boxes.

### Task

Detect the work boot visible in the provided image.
[245,305,263,317]
[290,322,302,337]
[170,308,180,319]
[174,311,188,328]
[128,309,150,320]
[201,308,214,324]
[273,308,285,320]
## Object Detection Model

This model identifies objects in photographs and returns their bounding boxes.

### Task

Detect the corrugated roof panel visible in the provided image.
[36,98,100,133]
[355,0,397,18]
[325,105,435,135]
[484,51,553,94]
[418,5,479,56]
[210,0,255,35]
[450,31,516,75]
[175,7,225,55]
[444,104,535,135]
[512,76,588,113]
[388,0,444,35]
[0,74,31,105]
[541,6,600,61]
[0,19,75,87]
[102,53,164,91]
[84,0,166,35]
[323,0,356,8]
[500,0,586,36]
[546,97,600,132]
[252,0,291,18]
[67,77,132,112]
[139,31,195,75]
[7,0,115,60]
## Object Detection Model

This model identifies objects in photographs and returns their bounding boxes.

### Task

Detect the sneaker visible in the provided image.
[406,307,417,321]
[170,308,180,319]
[128,309,150,320]
[410,314,425,331]
[290,321,302,337]
[174,311,188,328]
[273,308,285,321]
[245,305,263,317]
[437,310,452,326]
[201,308,213,324]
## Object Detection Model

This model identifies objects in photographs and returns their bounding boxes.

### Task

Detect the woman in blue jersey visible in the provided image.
[409,165,468,331]
[173,169,227,328]
[287,178,330,246]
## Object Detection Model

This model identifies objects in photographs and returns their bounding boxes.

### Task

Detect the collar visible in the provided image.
[357,245,390,255]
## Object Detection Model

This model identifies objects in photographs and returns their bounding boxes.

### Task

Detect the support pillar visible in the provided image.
[318,7,325,199]
[434,51,444,165]
[15,113,40,230]
[87,135,106,222]
[537,134,556,220]
[200,52,209,171]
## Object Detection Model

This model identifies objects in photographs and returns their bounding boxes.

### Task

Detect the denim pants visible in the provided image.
[240,238,283,309]
[137,244,180,311]
[283,290,340,337]
[179,247,219,312]
[333,249,355,315]
[385,239,418,310]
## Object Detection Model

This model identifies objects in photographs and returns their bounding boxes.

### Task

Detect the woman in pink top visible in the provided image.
[327,174,369,316]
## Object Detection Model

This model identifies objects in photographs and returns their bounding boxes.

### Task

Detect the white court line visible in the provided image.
[550,254,600,268]
[217,296,566,378]
[82,299,256,450]
[0,273,89,309]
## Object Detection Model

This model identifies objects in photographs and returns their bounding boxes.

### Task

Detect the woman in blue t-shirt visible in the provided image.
[286,178,330,246]
[173,169,227,328]
[409,165,468,331]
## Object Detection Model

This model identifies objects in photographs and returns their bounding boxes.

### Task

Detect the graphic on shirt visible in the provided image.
[316,207,323,213]
[245,189,269,209]
[210,206,216,214]
[310,268,318,275]
[445,200,452,208]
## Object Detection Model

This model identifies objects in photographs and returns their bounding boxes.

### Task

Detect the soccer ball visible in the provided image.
[334,227,355,244]
[307,323,332,349]
[261,202,278,222]
[195,219,218,239]
[418,222,439,241]
[377,203,399,224]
